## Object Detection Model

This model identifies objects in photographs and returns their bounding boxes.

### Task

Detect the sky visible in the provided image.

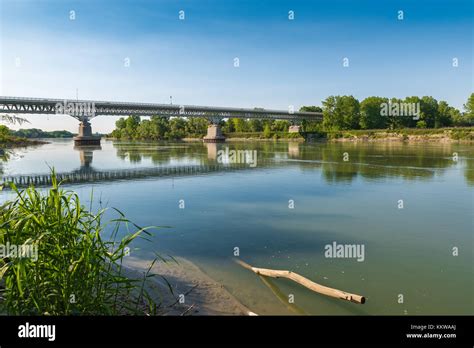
[0,0,472,133]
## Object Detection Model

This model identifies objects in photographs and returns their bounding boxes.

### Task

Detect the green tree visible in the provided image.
[419,96,438,128]
[232,118,248,133]
[402,96,420,128]
[463,93,474,124]
[136,120,154,139]
[451,107,465,126]
[125,115,140,130]
[436,101,454,128]
[416,120,427,128]
[384,98,404,129]
[359,97,388,129]
[222,119,235,133]
[150,116,170,139]
[115,118,126,130]
[299,106,323,132]
[185,117,208,136]
[322,95,360,130]
[272,120,290,132]
[167,118,186,139]
[300,106,322,112]
[248,119,263,132]
[0,125,10,137]
[263,124,272,138]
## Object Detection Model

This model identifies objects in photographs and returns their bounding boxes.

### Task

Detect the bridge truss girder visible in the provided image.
[0,97,322,122]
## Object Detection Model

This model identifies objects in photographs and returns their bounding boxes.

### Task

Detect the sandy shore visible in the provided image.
[122,256,253,316]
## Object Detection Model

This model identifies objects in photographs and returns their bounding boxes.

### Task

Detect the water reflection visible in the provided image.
[0,140,473,186]
[0,139,472,315]
[109,141,474,185]
[288,142,300,158]
[205,142,218,161]
[74,145,102,172]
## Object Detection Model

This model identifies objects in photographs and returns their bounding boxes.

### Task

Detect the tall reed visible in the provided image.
[0,171,159,315]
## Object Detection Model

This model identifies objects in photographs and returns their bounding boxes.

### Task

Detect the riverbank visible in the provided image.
[122,256,252,315]
[151,128,474,143]
[0,136,48,149]
[0,255,251,316]
[322,128,474,143]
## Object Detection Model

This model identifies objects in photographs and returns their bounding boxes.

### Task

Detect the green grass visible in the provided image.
[0,171,161,315]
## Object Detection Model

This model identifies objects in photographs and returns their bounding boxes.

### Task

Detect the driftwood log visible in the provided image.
[236,259,365,304]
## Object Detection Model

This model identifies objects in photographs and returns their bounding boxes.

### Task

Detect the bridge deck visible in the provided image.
[0,96,322,120]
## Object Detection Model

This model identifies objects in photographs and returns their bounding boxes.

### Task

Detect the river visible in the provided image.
[1,139,472,315]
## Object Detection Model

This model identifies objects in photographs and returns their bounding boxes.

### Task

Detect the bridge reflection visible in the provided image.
[74,144,102,171]
[1,141,472,188]
[1,163,273,188]
[1,143,279,188]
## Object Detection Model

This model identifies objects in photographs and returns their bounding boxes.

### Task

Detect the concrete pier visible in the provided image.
[288,125,301,133]
[73,120,101,146]
[203,124,225,143]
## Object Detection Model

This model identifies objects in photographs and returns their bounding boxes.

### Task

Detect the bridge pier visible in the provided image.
[73,120,101,146]
[288,125,301,133]
[203,124,225,143]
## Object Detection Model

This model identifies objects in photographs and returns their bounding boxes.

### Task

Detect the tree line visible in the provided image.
[302,93,473,131]
[10,128,75,138]
[109,115,293,140]
[109,93,473,140]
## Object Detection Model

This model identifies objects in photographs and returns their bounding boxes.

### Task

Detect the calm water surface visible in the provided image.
[1,139,472,315]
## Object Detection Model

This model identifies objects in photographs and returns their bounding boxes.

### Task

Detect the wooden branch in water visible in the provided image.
[235,259,365,304]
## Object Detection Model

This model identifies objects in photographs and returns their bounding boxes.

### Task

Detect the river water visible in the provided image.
[1,139,472,315]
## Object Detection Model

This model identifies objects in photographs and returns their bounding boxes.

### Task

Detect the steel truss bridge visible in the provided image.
[0,96,322,121]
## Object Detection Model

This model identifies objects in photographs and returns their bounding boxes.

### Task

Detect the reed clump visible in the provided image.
[0,171,159,315]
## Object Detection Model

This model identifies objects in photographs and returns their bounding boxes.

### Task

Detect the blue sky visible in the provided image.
[1,0,472,132]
